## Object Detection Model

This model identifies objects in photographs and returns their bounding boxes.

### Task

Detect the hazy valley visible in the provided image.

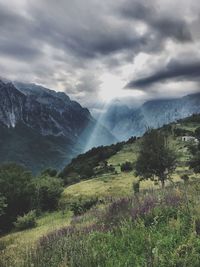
[1,80,200,174]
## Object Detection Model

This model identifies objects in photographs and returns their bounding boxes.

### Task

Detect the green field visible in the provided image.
[1,118,200,266]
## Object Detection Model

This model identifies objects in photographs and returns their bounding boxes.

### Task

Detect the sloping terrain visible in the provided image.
[101,93,200,140]
[0,81,115,173]
[1,114,200,267]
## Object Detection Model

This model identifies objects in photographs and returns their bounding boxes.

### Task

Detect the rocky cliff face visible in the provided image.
[0,80,93,139]
[0,80,115,173]
[0,81,25,128]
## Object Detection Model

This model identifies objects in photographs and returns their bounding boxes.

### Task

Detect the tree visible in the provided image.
[189,151,200,173]
[0,195,7,217]
[135,129,177,188]
[195,127,200,140]
[0,163,35,231]
[41,168,57,177]
[189,127,200,173]
[181,174,189,184]
[34,175,64,211]
[121,161,133,172]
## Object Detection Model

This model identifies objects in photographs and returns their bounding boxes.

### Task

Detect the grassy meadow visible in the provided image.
[1,117,200,266]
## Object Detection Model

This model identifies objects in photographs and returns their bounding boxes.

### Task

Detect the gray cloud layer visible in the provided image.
[0,0,199,109]
[120,1,192,42]
[126,59,200,88]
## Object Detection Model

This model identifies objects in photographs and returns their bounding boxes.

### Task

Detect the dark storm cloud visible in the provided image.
[120,1,192,42]
[0,3,43,61]
[0,39,42,60]
[55,31,146,59]
[0,0,199,108]
[126,59,200,88]
[0,3,23,27]
[27,1,149,60]
[0,0,192,68]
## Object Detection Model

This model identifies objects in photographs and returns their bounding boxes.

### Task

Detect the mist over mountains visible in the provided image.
[0,79,200,173]
[0,80,115,173]
[98,93,200,141]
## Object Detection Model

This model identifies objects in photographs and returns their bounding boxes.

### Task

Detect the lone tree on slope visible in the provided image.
[135,129,177,188]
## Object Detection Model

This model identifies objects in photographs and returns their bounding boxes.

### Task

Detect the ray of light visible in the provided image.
[84,101,116,152]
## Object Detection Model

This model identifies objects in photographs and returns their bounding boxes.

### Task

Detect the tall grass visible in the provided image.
[4,183,198,267]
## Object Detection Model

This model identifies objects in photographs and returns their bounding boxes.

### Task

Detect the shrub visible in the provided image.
[64,173,80,186]
[133,181,140,194]
[22,188,199,267]
[174,128,194,137]
[195,218,200,235]
[121,161,133,172]
[70,197,98,216]
[0,195,7,217]
[101,198,132,228]
[14,210,37,231]
[127,136,137,144]
[0,163,35,232]
[41,168,57,177]
[0,240,6,251]
[59,143,123,182]
[181,174,189,183]
[195,127,200,140]
[34,176,64,211]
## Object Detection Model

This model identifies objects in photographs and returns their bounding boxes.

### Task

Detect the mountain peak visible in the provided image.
[0,81,116,173]
[100,93,200,140]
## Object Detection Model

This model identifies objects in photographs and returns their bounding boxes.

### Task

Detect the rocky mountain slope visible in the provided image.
[1,79,199,172]
[100,93,200,140]
[0,80,115,173]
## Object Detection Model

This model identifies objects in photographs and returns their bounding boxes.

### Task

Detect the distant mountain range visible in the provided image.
[0,79,200,173]
[99,93,200,141]
[0,80,115,173]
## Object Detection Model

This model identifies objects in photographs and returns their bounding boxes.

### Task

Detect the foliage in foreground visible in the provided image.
[4,184,200,267]
[135,129,177,188]
[14,210,37,231]
[69,197,99,216]
[0,163,64,233]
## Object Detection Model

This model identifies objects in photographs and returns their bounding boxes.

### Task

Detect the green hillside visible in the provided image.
[1,114,200,267]
[61,115,199,202]
[0,123,76,175]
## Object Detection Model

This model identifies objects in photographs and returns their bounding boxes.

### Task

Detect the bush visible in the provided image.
[34,176,64,211]
[195,217,200,236]
[22,188,200,267]
[121,161,133,172]
[59,143,123,182]
[64,173,80,186]
[70,197,98,216]
[133,181,140,194]
[181,174,189,183]
[14,210,37,231]
[41,168,57,177]
[174,128,194,137]
[0,163,35,232]
[0,195,7,217]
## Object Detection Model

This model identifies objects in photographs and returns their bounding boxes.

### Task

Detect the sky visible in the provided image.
[0,0,200,112]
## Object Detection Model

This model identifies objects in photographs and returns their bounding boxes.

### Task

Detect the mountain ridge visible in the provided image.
[101,92,200,140]
[0,80,116,173]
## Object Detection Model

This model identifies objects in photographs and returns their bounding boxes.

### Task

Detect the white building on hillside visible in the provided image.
[182,136,198,143]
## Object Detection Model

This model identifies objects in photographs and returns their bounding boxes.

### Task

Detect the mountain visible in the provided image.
[1,79,199,173]
[100,93,200,141]
[0,80,115,173]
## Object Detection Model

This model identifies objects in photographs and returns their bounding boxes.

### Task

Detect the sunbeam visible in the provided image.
[84,101,117,152]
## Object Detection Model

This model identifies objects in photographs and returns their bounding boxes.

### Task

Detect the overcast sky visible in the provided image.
[0,0,200,111]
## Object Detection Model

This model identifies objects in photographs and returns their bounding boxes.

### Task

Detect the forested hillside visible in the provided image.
[1,114,200,267]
